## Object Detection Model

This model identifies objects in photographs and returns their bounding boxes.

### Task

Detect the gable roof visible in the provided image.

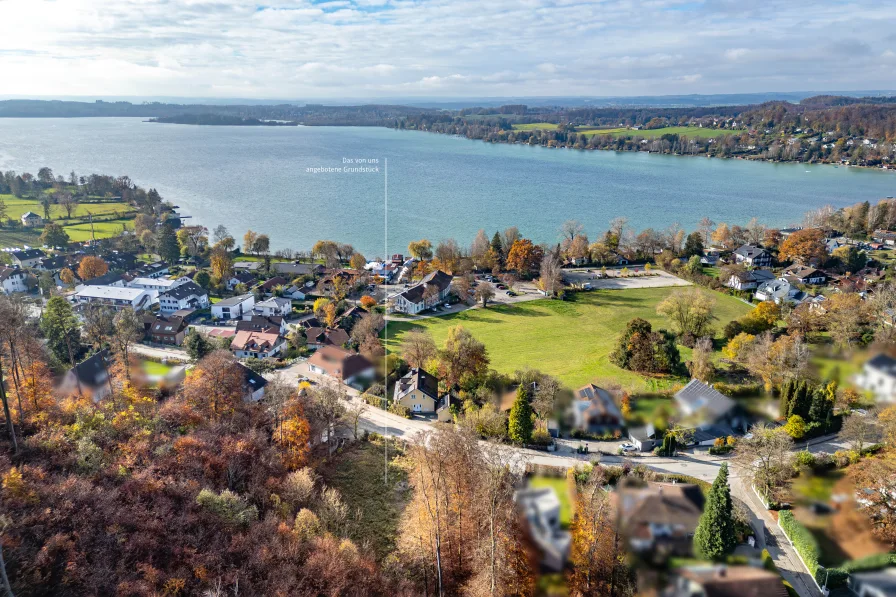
[215,293,253,307]
[232,329,282,352]
[866,353,896,377]
[733,244,768,259]
[236,362,268,396]
[273,262,324,276]
[399,270,452,304]
[675,566,788,597]
[256,297,291,309]
[573,384,622,421]
[675,379,736,419]
[396,368,441,401]
[148,315,188,335]
[236,315,284,334]
[307,345,372,380]
[160,280,206,301]
[20,211,41,219]
[69,349,111,387]
[304,326,349,347]
[12,248,46,261]
[260,276,289,291]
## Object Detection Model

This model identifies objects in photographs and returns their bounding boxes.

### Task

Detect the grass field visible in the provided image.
[383,288,752,392]
[511,122,560,131]
[1,193,136,247]
[319,440,409,560]
[61,219,133,242]
[529,476,573,529]
[1,194,136,222]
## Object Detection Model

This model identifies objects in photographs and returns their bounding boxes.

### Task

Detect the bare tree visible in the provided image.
[112,308,143,382]
[734,424,794,500]
[840,411,881,453]
[401,329,437,369]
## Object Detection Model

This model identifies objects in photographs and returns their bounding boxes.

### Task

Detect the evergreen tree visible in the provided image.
[693,463,737,560]
[779,380,794,418]
[490,231,503,257]
[40,296,82,366]
[183,329,214,362]
[792,381,812,420]
[683,232,704,258]
[508,386,533,445]
[157,224,181,264]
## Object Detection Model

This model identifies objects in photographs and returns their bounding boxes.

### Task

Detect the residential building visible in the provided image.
[848,567,896,597]
[780,264,827,285]
[73,285,155,311]
[20,211,43,227]
[129,261,169,279]
[514,486,571,572]
[391,270,453,314]
[127,276,190,292]
[233,260,262,272]
[272,261,325,278]
[629,424,660,452]
[144,314,189,345]
[259,276,289,295]
[666,565,788,597]
[158,281,209,314]
[0,267,28,294]
[211,294,255,320]
[393,368,454,421]
[254,296,292,317]
[37,255,70,272]
[11,248,46,268]
[282,284,306,300]
[237,362,268,401]
[615,479,705,559]
[754,279,805,304]
[231,329,285,359]
[226,271,257,291]
[855,354,896,402]
[872,230,896,246]
[237,315,287,335]
[59,349,112,401]
[675,379,747,433]
[568,384,623,434]
[82,270,127,287]
[726,269,774,291]
[304,326,350,349]
[733,244,772,267]
[307,345,374,386]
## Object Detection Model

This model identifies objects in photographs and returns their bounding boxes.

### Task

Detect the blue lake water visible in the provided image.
[0,117,893,257]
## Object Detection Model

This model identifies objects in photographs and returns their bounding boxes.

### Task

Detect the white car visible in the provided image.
[620,443,638,452]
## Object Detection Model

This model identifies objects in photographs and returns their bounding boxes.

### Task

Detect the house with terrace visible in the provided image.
[733,244,772,268]
[73,285,155,311]
[231,329,285,359]
[393,367,454,421]
[254,297,292,318]
[614,479,705,560]
[237,315,287,335]
[158,281,209,315]
[226,271,257,291]
[675,379,748,444]
[211,294,255,320]
[390,270,453,314]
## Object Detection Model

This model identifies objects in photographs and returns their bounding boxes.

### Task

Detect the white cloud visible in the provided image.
[0,0,894,98]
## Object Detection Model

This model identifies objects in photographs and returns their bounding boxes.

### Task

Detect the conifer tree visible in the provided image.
[508,386,533,445]
[693,462,737,560]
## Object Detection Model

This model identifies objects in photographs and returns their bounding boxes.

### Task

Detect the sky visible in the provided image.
[1,0,895,100]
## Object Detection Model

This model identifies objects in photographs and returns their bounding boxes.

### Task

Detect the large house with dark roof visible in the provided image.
[393,368,454,421]
[144,314,189,345]
[675,379,748,444]
[158,281,209,314]
[273,261,325,278]
[726,268,775,291]
[59,349,112,400]
[391,270,453,314]
[615,479,705,559]
[0,267,28,295]
[732,244,772,268]
[11,248,46,268]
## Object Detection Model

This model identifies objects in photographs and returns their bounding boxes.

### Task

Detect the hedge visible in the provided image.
[778,511,820,577]
[816,553,896,589]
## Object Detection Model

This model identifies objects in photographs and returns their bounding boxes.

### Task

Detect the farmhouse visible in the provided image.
[732,244,772,268]
[393,368,454,421]
[211,294,255,320]
[20,211,43,227]
[391,270,453,314]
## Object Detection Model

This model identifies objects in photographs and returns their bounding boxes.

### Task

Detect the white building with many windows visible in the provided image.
[73,285,155,311]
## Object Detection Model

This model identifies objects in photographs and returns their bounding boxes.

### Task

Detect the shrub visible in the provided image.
[530,428,553,446]
[794,450,816,469]
[387,403,411,418]
[196,488,259,527]
[778,510,819,575]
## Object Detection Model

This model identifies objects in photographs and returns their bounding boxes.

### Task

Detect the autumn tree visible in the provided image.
[401,330,437,370]
[112,308,143,382]
[438,326,489,388]
[656,287,716,337]
[778,228,827,265]
[243,229,259,255]
[850,452,896,548]
[734,424,794,500]
[824,292,869,347]
[407,239,433,261]
[359,295,377,310]
[688,336,716,382]
[180,350,246,418]
[744,332,811,392]
[277,396,311,470]
[82,304,115,349]
[39,222,69,249]
[349,253,367,270]
[77,255,109,281]
[474,283,495,308]
[505,238,543,277]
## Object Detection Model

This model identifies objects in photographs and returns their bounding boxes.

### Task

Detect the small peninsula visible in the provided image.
[147,113,299,126]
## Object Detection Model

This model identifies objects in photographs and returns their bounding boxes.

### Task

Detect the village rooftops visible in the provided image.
[11,248,46,261]
[160,281,206,301]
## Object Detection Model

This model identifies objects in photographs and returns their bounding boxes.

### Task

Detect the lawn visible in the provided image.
[383,287,752,392]
[1,194,136,221]
[142,360,176,377]
[511,122,560,131]
[318,439,409,560]
[62,219,133,242]
[529,475,573,529]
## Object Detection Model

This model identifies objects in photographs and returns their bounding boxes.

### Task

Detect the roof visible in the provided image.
[0,267,25,282]
[396,368,441,401]
[733,244,768,259]
[160,281,206,301]
[12,248,46,260]
[215,293,253,307]
[76,285,150,301]
[619,481,704,534]
[21,211,40,219]
[85,270,126,286]
[398,270,453,304]
[782,264,824,280]
[232,329,282,352]
[675,379,736,419]
[573,384,622,420]
[676,566,788,597]
[230,271,257,283]
[307,345,372,380]
[69,349,110,387]
[233,261,262,271]
[236,315,283,334]
[260,276,289,291]
[256,297,291,309]
[237,362,268,395]
[304,326,349,347]
[130,276,180,288]
[866,353,896,377]
[850,568,896,594]
[273,261,324,276]
[148,315,188,335]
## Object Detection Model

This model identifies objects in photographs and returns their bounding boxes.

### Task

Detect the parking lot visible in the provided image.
[562,267,691,290]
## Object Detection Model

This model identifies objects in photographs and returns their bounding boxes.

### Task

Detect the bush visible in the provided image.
[530,427,553,446]
[709,444,734,455]
[387,403,411,418]
[778,510,819,575]
[723,320,744,340]
[570,428,618,441]
[794,450,816,469]
[713,381,763,397]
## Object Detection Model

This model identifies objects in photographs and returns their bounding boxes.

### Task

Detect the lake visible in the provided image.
[0,117,893,257]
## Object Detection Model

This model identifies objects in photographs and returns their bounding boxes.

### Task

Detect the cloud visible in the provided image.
[0,0,894,98]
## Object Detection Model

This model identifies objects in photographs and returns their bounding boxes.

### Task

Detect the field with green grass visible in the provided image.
[2,194,136,222]
[1,193,137,247]
[578,126,742,139]
[510,122,560,131]
[383,288,752,392]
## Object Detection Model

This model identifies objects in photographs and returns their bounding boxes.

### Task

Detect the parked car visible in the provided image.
[444,303,451,308]
[497,284,507,290]
[505,290,516,296]
[620,443,638,453]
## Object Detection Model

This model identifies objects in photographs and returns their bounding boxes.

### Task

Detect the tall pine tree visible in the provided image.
[508,386,533,445]
[693,463,737,561]
[779,380,794,418]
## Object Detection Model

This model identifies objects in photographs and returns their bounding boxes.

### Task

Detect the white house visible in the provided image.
[726,269,774,291]
[733,244,772,268]
[158,281,209,314]
[127,276,190,292]
[73,285,155,311]
[231,329,285,359]
[754,279,805,305]
[211,293,255,320]
[0,267,28,294]
[11,248,46,268]
[254,297,292,317]
[20,211,43,227]
[390,270,453,314]
[282,284,306,300]
[855,354,896,402]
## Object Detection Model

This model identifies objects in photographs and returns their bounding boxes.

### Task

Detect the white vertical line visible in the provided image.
[384,157,388,486]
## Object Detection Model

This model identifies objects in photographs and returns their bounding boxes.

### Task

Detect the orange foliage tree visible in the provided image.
[77,256,109,281]
[778,228,827,265]
[180,350,246,419]
[276,398,311,470]
[505,238,544,277]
